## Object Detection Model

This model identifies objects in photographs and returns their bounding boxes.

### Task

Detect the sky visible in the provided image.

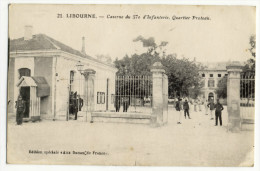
[9,4,256,63]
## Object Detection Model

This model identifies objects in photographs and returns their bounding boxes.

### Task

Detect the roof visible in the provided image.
[200,62,229,71]
[17,76,37,87]
[9,34,115,68]
[16,76,50,97]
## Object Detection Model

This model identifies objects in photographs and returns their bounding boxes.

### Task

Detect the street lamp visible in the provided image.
[75,61,85,121]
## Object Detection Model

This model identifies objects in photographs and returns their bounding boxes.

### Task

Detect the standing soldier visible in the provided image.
[123,97,129,112]
[183,99,191,119]
[15,95,26,125]
[114,96,121,112]
[214,99,224,126]
[73,92,79,120]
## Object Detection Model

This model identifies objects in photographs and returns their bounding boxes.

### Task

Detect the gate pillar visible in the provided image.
[151,62,168,126]
[83,69,96,121]
[226,61,243,131]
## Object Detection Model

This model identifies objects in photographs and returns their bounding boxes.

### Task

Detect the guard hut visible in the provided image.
[16,76,50,122]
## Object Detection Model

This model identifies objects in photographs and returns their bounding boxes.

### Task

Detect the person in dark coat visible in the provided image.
[114,96,121,112]
[214,99,224,126]
[15,95,26,125]
[123,97,129,112]
[183,99,191,119]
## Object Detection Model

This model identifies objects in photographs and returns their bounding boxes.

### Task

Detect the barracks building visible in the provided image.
[8,26,117,121]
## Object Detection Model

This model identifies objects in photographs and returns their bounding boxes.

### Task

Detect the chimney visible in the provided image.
[24,25,33,40]
[81,37,86,54]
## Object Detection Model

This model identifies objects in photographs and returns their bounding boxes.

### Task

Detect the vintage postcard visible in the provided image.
[7,4,256,166]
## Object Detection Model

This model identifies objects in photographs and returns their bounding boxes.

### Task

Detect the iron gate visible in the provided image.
[240,73,255,120]
[115,75,153,113]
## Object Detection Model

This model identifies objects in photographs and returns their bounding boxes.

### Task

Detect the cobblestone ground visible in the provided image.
[7,105,254,166]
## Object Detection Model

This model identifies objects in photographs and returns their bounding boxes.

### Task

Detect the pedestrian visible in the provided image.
[73,92,79,120]
[183,99,191,119]
[207,99,215,120]
[114,96,121,112]
[204,99,208,115]
[15,95,26,125]
[214,99,224,126]
[123,97,129,112]
[175,98,182,124]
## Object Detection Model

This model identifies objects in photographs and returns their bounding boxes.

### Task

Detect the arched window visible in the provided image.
[18,68,31,79]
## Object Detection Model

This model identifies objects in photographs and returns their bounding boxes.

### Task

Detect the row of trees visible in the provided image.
[114,36,203,98]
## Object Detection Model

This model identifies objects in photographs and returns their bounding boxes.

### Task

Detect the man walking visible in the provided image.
[207,99,215,120]
[183,99,191,119]
[215,99,224,126]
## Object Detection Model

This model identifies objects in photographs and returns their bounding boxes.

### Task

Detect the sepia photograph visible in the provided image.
[6,3,256,167]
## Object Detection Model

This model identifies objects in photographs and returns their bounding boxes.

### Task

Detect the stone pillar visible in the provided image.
[83,69,96,122]
[226,61,242,131]
[151,62,167,126]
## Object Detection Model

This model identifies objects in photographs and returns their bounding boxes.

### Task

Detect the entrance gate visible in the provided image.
[240,73,255,128]
[115,75,153,113]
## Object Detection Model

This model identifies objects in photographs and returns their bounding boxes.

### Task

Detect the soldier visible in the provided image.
[75,94,84,120]
[183,99,191,119]
[123,97,129,112]
[15,95,26,125]
[73,92,79,120]
[214,99,224,126]
[114,96,121,112]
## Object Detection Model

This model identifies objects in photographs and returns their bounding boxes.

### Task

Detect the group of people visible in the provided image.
[174,97,224,126]
[114,96,130,112]
[69,91,84,120]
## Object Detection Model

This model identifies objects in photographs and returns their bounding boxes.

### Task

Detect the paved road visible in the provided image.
[7,106,254,166]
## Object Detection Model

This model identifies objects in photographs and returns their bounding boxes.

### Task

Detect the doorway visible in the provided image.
[208,92,214,102]
[20,87,30,118]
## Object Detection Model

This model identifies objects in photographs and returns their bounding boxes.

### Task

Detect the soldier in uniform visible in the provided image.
[123,97,129,112]
[75,94,84,120]
[214,99,224,126]
[114,96,121,112]
[15,95,26,125]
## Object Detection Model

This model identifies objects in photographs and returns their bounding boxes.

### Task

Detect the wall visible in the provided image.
[7,58,15,113]
[34,57,53,114]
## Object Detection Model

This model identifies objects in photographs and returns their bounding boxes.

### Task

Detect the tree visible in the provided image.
[114,36,203,98]
[243,34,255,74]
[215,76,227,99]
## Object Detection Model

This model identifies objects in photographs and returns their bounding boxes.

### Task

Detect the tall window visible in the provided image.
[210,74,213,77]
[202,73,205,77]
[69,71,75,91]
[218,74,221,77]
[18,68,31,79]
[97,92,105,104]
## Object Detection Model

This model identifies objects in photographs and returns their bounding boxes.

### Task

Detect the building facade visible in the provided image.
[8,26,117,120]
[199,62,228,102]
